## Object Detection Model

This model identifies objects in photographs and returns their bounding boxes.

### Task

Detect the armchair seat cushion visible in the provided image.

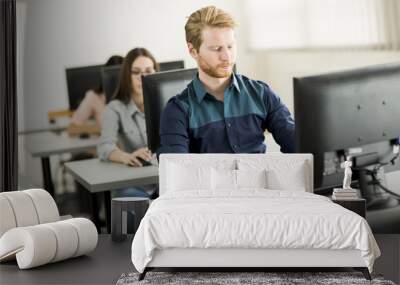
[0,218,98,269]
[0,189,98,269]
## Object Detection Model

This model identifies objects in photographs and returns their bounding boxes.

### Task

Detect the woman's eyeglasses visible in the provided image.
[131,68,155,77]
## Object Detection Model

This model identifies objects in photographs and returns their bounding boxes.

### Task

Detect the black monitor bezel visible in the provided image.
[65,64,103,110]
[142,68,197,152]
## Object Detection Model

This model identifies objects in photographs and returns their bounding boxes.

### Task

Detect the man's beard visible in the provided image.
[198,55,233,78]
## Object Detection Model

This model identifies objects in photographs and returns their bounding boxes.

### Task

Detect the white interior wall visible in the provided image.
[21,0,236,130]
[17,0,400,189]
[252,51,400,114]
[17,0,244,186]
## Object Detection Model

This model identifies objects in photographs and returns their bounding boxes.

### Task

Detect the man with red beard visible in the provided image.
[158,6,295,155]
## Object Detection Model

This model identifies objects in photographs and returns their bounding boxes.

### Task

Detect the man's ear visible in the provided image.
[187,42,198,59]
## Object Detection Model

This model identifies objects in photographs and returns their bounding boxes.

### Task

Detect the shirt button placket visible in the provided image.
[225,120,235,152]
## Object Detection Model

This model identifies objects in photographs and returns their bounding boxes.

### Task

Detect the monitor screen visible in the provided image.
[142,68,197,152]
[294,62,400,204]
[65,64,103,110]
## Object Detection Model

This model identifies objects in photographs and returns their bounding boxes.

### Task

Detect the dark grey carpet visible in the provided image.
[116,272,395,285]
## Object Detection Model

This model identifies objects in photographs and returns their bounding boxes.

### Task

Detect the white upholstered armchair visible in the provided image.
[0,189,97,269]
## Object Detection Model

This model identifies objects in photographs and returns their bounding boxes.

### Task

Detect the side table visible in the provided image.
[332,198,366,218]
[111,197,149,241]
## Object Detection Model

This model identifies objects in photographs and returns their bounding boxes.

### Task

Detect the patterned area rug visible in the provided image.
[116,271,395,285]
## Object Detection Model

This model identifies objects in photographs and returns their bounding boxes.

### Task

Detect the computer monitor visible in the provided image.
[159,60,185,72]
[142,68,197,152]
[294,62,400,208]
[101,64,121,103]
[65,64,103,110]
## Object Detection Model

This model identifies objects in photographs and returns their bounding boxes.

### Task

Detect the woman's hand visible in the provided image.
[120,147,152,167]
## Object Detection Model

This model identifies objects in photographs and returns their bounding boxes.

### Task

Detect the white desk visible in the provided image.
[65,158,158,232]
[27,131,98,196]
[18,123,68,135]
[64,158,158,193]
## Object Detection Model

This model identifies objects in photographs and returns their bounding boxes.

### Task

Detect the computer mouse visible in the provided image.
[79,133,90,139]
[138,157,152,166]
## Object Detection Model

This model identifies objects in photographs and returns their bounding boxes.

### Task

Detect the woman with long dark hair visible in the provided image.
[97,48,159,198]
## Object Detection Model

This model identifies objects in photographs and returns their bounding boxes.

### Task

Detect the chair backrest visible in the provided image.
[0,189,59,237]
[159,153,314,195]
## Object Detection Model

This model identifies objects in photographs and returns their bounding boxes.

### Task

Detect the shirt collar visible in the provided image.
[231,73,240,92]
[193,73,241,103]
[127,100,142,117]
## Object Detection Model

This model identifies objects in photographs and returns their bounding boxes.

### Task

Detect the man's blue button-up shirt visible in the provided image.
[157,73,295,155]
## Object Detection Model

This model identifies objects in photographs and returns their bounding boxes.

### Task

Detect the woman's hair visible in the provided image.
[105,55,124,66]
[93,55,124,94]
[113,48,159,105]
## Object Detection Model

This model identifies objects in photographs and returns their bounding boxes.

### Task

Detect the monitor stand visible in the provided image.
[358,167,400,211]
